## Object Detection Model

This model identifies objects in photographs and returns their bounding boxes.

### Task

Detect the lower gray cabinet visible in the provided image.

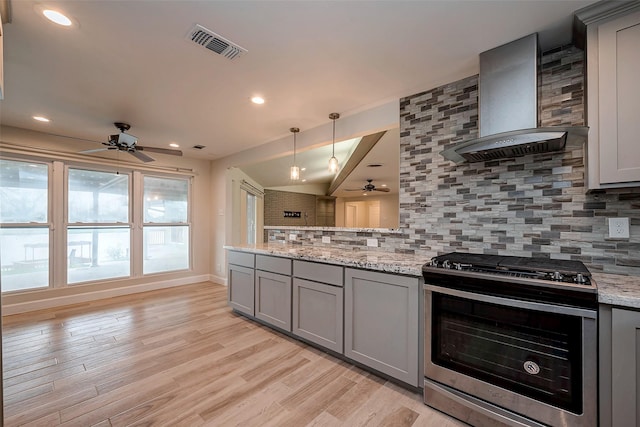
[228,264,255,316]
[292,278,343,353]
[344,268,420,386]
[255,269,292,332]
[228,251,255,316]
[600,305,640,427]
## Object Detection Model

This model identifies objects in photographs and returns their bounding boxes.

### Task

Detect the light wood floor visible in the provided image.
[2,282,466,427]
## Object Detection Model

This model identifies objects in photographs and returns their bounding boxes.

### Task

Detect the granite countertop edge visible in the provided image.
[225,244,640,309]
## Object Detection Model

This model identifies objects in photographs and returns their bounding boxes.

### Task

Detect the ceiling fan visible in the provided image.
[79,122,183,163]
[345,179,390,193]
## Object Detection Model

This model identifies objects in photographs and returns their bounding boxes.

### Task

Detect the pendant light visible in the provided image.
[290,127,300,180]
[328,112,340,173]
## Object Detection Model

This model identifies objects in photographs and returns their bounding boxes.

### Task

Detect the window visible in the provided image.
[0,157,192,293]
[143,176,189,274]
[67,169,130,284]
[0,159,50,292]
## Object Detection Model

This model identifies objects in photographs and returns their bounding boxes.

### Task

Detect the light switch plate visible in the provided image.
[366,238,378,247]
[609,217,630,239]
[322,236,331,244]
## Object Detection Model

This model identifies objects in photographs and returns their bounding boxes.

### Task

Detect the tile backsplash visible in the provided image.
[268,45,640,276]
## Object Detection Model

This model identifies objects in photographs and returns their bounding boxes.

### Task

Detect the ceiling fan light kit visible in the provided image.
[345,179,390,193]
[78,122,183,163]
[328,112,340,173]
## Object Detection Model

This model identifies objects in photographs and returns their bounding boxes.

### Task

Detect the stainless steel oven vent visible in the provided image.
[441,33,588,164]
[187,24,247,60]
[456,130,568,162]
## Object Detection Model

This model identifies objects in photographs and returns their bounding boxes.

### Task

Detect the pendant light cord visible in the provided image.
[332,119,335,157]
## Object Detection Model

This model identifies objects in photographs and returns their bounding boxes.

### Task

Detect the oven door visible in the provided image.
[425,284,597,427]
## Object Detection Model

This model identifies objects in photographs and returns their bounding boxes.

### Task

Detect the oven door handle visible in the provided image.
[426,284,597,319]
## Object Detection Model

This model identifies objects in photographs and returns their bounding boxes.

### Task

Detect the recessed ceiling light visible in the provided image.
[381,184,387,187]
[301,168,306,172]
[169,143,180,148]
[33,116,51,122]
[43,9,73,26]
[251,96,265,105]
[302,179,307,182]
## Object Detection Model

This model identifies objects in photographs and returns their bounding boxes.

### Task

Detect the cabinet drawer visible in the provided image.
[293,260,343,287]
[256,255,292,275]
[228,251,255,268]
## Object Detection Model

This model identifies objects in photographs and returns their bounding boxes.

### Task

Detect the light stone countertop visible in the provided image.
[225,244,640,309]
[224,243,432,276]
[594,273,640,310]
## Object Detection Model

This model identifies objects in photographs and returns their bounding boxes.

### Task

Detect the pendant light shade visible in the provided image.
[328,113,340,173]
[290,127,300,181]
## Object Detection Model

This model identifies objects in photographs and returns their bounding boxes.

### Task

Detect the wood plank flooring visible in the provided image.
[2,282,466,426]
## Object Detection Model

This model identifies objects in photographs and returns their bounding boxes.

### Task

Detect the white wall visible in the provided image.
[0,126,212,313]
[335,193,399,228]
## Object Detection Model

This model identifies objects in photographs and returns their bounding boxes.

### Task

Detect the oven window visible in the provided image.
[432,293,583,414]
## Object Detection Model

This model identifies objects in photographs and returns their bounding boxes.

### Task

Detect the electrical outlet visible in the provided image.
[322,236,331,244]
[366,238,378,247]
[289,234,297,241]
[608,217,630,239]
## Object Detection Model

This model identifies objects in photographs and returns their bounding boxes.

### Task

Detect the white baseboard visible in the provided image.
[2,274,212,315]
[209,273,227,286]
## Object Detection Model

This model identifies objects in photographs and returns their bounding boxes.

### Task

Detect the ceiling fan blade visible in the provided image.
[373,188,391,192]
[79,147,112,154]
[136,146,183,156]
[129,150,155,163]
[345,188,365,191]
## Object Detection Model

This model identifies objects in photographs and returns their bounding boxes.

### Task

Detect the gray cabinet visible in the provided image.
[599,305,640,427]
[227,251,255,316]
[254,255,292,331]
[580,4,640,188]
[344,268,421,386]
[292,260,344,353]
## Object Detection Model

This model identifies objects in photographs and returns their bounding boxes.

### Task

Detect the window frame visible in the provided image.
[65,165,133,285]
[140,172,192,275]
[0,157,53,293]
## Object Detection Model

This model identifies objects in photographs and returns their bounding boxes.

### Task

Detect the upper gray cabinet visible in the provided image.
[579,4,640,189]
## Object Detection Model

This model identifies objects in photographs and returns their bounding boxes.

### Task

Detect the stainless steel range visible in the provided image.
[422,252,597,427]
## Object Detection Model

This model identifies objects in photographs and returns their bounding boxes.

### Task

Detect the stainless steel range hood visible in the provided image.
[441,33,588,164]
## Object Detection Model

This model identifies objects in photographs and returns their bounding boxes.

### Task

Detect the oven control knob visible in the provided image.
[442,260,451,269]
[523,360,540,375]
[550,271,563,281]
[575,273,586,284]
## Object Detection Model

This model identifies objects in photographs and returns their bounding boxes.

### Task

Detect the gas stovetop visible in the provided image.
[422,252,597,308]
[427,252,592,285]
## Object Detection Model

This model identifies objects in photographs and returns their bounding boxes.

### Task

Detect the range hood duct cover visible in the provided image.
[442,33,588,164]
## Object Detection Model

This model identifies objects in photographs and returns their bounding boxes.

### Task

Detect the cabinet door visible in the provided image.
[228,264,255,316]
[596,11,640,185]
[611,307,640,427]
[344,268,420,386]
[255,270,292,332]
[292,278,343,353]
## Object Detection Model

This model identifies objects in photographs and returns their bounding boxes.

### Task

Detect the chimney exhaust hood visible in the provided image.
[441,33,588,164]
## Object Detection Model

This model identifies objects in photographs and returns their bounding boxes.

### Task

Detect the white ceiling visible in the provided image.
[1,0,595,164]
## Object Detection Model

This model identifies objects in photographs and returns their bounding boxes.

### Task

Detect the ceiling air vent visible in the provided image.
[187,24,247,61]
